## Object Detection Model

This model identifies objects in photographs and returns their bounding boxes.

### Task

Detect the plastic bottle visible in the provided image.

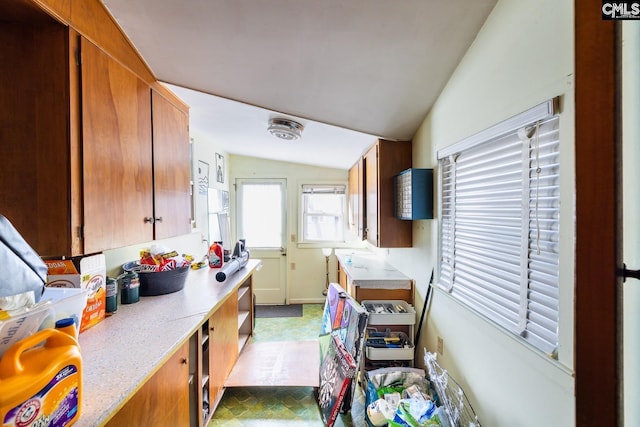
[55,317,78,340]
[0,320,82,426]
[209,241,223,268]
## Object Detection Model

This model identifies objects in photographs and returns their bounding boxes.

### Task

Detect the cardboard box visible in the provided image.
[78,254,106,333]
[44,260,81,288]
[45,254,106,333]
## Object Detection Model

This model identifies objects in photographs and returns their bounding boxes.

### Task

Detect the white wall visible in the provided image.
[381,1,576,425]
[228,154,358,303]
[622,21,640,427]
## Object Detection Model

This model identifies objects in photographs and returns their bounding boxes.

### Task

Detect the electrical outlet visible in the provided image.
[290,262,296,270]
[437,336,444,355]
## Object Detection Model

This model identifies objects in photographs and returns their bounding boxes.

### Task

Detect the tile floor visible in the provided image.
[209,304,367,426]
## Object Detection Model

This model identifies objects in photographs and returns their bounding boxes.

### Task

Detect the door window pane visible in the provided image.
[237,180,285,248]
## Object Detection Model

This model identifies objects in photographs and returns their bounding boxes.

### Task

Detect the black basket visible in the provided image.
[138,266,189,296]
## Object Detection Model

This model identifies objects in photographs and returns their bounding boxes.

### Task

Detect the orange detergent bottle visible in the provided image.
[0,318,82,427]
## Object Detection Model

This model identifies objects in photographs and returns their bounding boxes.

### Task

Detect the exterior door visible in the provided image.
[236,178,287,304]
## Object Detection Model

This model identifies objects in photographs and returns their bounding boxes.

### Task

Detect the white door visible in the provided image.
[236,178,287,304]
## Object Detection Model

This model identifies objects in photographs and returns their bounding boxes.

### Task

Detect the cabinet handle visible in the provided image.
[144,217,155,224]
[154,216,163,223]
[180,358,188,365]
[210,326,215,332]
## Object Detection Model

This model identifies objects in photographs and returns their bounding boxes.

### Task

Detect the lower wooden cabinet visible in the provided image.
[105,341,190,427]
[104,274,254,427]
[208,295,239,415]
[195,278,254,425]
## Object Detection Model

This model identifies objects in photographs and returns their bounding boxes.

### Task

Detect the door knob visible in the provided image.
[619,264,640,281]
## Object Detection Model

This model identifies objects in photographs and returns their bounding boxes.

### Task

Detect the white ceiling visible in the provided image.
[101,0,496,170]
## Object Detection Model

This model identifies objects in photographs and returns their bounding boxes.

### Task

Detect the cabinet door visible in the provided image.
[81,37,154,253]
[348,159,364,240]
[151,90,191,240]
[364,144,379,246]
[209,295,239,409]
[337,262,348,290]
[0,23,79,257]
[106,341,190,426]
[364,140,413,248]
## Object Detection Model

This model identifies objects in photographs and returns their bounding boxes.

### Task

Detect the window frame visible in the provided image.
[298,182,347,244]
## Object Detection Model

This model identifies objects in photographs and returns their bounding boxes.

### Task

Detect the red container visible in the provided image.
[208,242,223,268]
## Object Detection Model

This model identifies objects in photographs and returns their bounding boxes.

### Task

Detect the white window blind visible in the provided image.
[301,184,346,243]
[438,99,560,356]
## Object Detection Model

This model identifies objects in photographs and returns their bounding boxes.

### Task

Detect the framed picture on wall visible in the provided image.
[216,153,225,184]
[197,160,209,195]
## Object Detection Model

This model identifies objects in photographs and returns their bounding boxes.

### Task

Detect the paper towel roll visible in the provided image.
[367,398,394,426]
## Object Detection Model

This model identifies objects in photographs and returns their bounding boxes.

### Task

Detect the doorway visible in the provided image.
[235,178,287,304]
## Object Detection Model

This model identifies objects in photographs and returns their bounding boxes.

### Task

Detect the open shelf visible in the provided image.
[189,270,255,426]
[237,279,253,354]
[238,334,250,352]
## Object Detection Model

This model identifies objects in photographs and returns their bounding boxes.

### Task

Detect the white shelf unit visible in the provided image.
[361,300,416,369]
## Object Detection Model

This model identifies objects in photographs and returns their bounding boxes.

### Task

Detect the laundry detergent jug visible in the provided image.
[0,319,82,427]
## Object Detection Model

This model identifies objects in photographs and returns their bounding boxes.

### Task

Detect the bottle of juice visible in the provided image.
[208,241,223,268]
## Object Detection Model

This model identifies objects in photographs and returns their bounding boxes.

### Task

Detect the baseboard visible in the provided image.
[288,297,326,304]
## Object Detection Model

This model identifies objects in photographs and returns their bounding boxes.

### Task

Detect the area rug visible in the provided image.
[255,304,303,318]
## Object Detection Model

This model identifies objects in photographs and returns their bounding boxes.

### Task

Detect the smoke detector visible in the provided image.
[268,118,304,141]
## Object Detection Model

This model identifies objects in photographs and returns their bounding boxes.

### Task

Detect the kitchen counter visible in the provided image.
[335,250,412,289]
[75,259,261,427]
[334,250,413,304]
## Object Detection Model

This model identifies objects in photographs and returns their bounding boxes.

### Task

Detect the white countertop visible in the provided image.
[75,259,261,427]
[335,250,412,289]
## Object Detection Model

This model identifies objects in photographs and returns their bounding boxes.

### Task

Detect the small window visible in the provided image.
[300,184,346,243]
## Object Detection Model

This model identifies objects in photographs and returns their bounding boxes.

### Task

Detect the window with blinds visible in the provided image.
[437,99,560,356]
[300,184,346,243]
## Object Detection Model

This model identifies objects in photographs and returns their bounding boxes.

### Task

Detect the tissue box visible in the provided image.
[45,254,106,333]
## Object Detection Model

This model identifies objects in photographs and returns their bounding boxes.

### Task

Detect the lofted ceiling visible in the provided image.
[101,0,496,170]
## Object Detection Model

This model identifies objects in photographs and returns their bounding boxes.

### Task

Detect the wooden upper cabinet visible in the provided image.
[364,139,413,248]
[151,90,191,240]
[0,22,78,257]
[81,37,154,253]
[0,5,192,257]
[348,158,364,240]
